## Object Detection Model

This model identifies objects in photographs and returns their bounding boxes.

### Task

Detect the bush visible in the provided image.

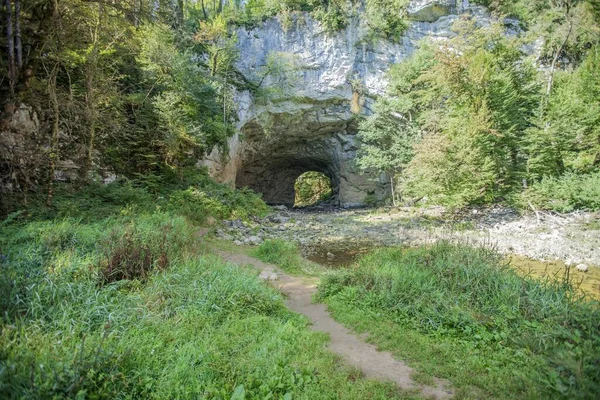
[253,239,303,273]
[167,184,269,224]
[99,226,168,284]
[523,171,600,212]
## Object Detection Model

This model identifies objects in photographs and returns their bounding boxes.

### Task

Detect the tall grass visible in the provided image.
[318,241,600,399]
[252,239,323,276]
[253,239,305,274]
[0,194,405,398]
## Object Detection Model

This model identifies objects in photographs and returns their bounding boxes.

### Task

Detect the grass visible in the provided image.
[1,168,270,224]
[0,184,415,399]
[252,239,324,276]
[317,242,600,400]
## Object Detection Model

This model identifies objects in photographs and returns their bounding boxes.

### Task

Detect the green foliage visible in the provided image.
[0,202,403,399]
[365,0,410,40]
[294,172,333,207]
[138,24,233,168]
[252,51,302,101]
[2,0,243,211]
[253,239,305,274]
[526,46,600,179]
[522,171,600,212]
[401,21,539,207]
[167,184,269,224]
[358,3,599,210]
[1,168,269,226]
[357,43,437,204]
[318,242,600,398]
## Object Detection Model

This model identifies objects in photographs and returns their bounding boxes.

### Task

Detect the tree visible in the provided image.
[396,21,540,207]
[356,43,435,205]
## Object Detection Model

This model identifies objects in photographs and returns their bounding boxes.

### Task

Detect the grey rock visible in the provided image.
[205,4,489,207]
[271,214,290,224]
[576,264,589,273]
[245,236,263,246]
[227,219,245,229]
[259,269,279,281]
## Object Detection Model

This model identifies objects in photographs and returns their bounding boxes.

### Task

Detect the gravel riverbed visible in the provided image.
[217,206,600,267]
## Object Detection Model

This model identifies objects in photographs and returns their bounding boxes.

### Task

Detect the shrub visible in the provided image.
[523,171,600,212]
[167,184,270,224]
[167,188,227,224]
[99,227,168,284]
[253,239,304,274]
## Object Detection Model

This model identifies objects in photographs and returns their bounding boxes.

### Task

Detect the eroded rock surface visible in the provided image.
[205,1,489,207]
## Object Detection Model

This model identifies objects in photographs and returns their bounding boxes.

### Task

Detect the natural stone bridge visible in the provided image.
[203,1,485,207]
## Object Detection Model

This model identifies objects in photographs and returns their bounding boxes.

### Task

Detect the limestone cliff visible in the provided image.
[204,0,489,207]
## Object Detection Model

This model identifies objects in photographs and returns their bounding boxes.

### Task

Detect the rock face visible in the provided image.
[205,1,482,207]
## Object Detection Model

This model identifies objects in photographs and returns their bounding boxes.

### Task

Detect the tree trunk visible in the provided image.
[201,0,207,19]
[177,0,184,26]
[14,0,22,69]
[545,20,573,98]
[540,4,573,116]
[5,0,16,93]
[390,175,397,207]
[47,63,60,207]
[84,4,102,180]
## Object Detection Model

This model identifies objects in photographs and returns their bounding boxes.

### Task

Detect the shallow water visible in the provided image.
[508,256,600,300]
[306,247,371,268]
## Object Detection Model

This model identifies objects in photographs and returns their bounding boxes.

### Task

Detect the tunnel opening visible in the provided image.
[236,155,340,208]
[233,111,385,208]
[294,171,333,208]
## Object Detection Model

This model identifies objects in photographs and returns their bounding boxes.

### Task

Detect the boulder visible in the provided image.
[245,236,263,246]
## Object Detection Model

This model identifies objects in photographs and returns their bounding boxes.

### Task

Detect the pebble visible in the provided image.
[576,264,589,273]
[259,269,279,281]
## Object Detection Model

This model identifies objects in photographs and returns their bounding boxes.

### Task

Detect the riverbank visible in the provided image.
[219,206,600,267]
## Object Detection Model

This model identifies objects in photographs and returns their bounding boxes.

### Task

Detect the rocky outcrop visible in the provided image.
[205,1,487,207]
[0,104,41,193]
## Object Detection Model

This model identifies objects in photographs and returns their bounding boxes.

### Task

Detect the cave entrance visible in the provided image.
[294,171,333,208]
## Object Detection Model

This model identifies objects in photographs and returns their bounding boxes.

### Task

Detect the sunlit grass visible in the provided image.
[318,242,600,399]
[0,208,409,399]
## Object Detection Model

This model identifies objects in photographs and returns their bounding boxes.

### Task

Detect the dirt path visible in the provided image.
[217,250,454,399]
